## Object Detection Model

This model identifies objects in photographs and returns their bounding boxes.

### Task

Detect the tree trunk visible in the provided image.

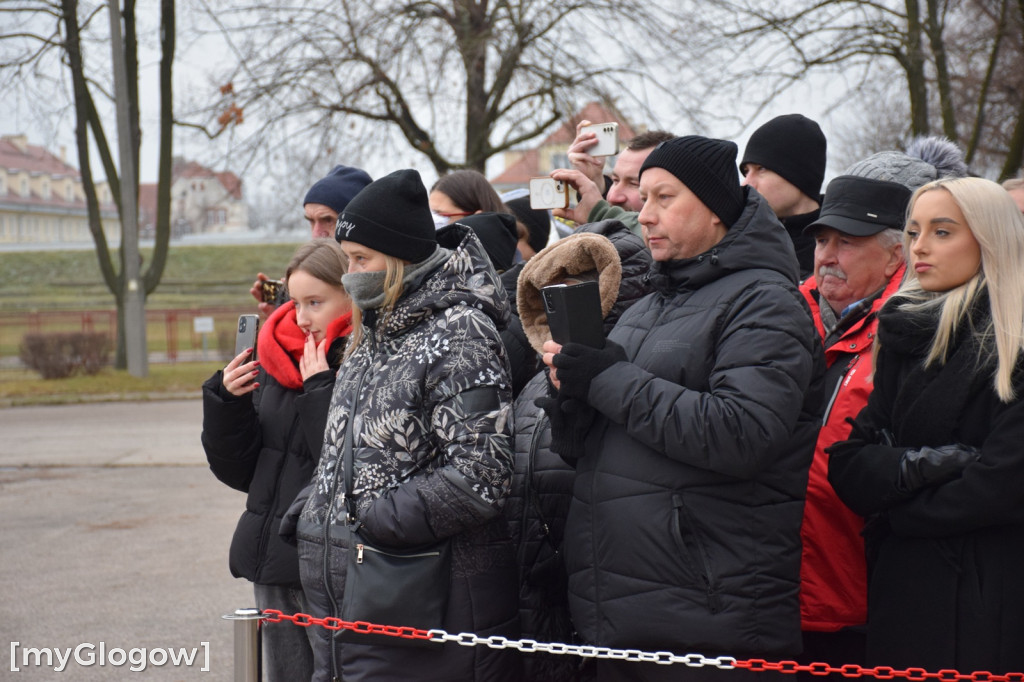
[905,0,931,136]
[925,0,958,141]
[144,0,175,295]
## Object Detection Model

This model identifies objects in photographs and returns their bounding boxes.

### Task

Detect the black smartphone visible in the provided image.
[234,314,260,362]
[541,281,605,348]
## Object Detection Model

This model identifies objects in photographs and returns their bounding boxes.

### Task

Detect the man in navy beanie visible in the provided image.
[741,114,827,279]
[541,134,824,680]
[304,164,373,239]
[251,164,373,314]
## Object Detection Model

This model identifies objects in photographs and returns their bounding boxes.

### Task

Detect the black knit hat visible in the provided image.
[640,135,746,228]
[506,196,550,253]
[457,212,519,272]
[335,169,437,263]
[740,114,827,200]
[303,165,373,213]
[806,176,912,237]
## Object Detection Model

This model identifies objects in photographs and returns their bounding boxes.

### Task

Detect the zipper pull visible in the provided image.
[356,544,364,564]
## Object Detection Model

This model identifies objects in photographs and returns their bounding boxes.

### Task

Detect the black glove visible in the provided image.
[896,444,980,493]
[551,340,627,402]
[535,394,596,461]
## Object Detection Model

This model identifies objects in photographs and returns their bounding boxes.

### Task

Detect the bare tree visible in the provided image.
[697,0,1024,179]
[0,0,177,370]
[182,0,700,176]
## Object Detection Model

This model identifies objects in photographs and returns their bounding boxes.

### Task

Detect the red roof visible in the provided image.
[540,101,637,146]
[0,135,79,178]
[171,158,243,199]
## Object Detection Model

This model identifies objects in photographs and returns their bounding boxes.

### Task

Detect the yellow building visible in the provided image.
[0,134,120,245]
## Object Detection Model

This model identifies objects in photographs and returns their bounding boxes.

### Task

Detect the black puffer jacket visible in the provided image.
[202,346,341,588]
[500,261,542,398]
[296,225,520,682]
[565,189,824,656]
[507,220,652,681]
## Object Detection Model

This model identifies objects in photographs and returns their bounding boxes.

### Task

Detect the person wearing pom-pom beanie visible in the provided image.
[202,238,353,682]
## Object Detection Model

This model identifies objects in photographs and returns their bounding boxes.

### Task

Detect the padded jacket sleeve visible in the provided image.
[586,282,817,479]
[359,315,515,548]
[201,370,262,492]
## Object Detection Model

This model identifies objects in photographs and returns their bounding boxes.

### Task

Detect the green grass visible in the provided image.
[0,242,303,405]
[0,242,303,310]
[0,362,223,407]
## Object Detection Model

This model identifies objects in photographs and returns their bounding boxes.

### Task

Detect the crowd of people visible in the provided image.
[201,113,1024,682]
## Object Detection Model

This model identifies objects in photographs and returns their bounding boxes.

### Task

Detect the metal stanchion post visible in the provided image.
[223,608,262,682]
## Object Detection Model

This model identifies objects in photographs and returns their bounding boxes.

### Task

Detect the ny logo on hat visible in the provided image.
[337,217,358,239]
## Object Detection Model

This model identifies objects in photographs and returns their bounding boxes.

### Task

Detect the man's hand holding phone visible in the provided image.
[250,273,278,317]
[549,168,605,226]
[567,119,607,189]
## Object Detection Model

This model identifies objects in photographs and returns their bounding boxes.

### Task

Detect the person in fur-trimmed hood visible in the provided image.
[506,220,652,682]
[293,169,521,682]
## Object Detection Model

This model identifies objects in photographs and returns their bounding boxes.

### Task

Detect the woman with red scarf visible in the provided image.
[202,239,352,682]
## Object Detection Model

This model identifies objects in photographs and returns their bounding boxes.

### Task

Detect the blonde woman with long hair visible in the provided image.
[828,177,1024,672]
[294,170,520,682]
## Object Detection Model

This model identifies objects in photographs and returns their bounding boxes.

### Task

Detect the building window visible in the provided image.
[20,177,29,197]
[42,179,51,200]
[206,208,226,225]
[66,183,74,202]
[550,153,569,170]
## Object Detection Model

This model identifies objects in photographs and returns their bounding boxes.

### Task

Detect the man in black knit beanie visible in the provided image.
[740,114,827,279]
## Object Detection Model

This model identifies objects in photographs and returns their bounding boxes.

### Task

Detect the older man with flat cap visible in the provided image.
[796,174,911,670]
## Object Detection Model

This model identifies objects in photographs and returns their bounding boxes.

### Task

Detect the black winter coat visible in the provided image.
[565,189,824,657]
[506,220,652,681]
[828,295,1024,672]
[202,355,339,588]
[296,225,520,682]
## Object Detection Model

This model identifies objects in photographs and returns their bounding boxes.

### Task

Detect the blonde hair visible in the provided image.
[346,255,407,355]
[892,177,1024,401]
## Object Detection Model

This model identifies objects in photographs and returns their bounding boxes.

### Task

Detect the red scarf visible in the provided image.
[257,301,353,390]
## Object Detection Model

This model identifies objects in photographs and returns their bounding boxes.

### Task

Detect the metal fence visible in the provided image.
[0,307,249,366]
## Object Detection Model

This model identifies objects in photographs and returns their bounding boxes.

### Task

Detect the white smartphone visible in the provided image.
[529,177,570,210]
[580,122,619,157]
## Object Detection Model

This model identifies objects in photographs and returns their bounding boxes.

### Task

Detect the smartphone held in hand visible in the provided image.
[235,314,260,362]
[580,122,619,157]
[260,279,284,304]
[529,177,570,210]
[542,281,605,348]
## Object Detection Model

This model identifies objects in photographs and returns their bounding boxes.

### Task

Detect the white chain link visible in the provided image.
[426,629,737,668]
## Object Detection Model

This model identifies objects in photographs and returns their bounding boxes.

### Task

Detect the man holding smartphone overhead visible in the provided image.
[541,135,824,680]
[555,122,674,234]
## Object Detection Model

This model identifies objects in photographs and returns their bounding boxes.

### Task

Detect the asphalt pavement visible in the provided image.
[0,399,257,680]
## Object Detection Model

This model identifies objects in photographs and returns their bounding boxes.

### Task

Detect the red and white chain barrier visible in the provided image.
[259,609,1024,680]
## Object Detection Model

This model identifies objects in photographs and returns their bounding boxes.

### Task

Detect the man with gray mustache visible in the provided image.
[796,174,909,670]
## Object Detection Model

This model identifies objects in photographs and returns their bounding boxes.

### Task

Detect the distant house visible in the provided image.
[490,102,638,193]
[139,158,249,237]
[0,134,120,245]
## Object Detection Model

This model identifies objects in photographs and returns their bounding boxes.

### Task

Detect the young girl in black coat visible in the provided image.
[828,177,1024,673]
[202,239,352,682]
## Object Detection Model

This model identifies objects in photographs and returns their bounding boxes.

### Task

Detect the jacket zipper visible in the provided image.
[322,328,375,681]
[821,354,860,425]
[518,408,552,584]
[355,544,442,563]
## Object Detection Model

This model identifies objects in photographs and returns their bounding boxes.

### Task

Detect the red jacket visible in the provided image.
[798,264,905,632]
